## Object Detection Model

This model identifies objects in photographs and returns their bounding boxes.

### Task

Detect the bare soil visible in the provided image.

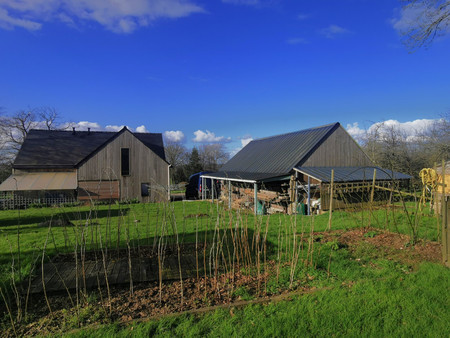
[3,228,443,337]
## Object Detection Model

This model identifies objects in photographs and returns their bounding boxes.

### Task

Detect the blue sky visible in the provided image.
[0,0,449,154]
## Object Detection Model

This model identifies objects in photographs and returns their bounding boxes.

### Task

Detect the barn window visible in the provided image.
[141,183,150,197]
[121,148,130,176]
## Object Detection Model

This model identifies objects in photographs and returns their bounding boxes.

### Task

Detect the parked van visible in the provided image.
[185,172,219,200]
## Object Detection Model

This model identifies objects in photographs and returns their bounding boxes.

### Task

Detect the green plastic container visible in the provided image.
[256,200,266,215]
[297,203,306,215]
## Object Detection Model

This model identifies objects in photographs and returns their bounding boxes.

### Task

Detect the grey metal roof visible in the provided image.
[294,166,411,183]
[13,128,166,169]
[202,171,287,182]
[212,123,340,181]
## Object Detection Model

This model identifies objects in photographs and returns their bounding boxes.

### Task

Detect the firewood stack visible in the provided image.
[220,184,290,214]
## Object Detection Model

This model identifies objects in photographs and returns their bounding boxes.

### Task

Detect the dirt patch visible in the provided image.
[318,228,442,266]
[10,263,312,337]
[184,213,209,219]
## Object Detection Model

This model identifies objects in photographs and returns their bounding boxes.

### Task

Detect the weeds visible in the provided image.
[0,179,446,336]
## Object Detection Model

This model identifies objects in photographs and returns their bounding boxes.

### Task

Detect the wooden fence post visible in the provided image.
[368,169,377,228]
[327,169,334,231]
[442,160,449,267]
[442,196,449,267]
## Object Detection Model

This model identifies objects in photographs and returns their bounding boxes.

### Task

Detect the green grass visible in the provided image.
[0,200,448,337]
[0,200,441,285]
[65,262,449,337]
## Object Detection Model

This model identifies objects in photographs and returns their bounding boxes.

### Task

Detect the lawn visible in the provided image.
[0,200,448,337]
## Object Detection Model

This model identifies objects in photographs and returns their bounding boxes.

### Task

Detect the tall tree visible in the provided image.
[198,144,229,171]
[164,140,189,183]
[187,147,203,177]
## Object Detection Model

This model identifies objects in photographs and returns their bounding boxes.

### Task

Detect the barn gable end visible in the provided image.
[300,125,372,168]
[77,129,169,202]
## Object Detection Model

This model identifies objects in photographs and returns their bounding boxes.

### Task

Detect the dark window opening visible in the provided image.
[141,183,150,197]
[121,148,130,176]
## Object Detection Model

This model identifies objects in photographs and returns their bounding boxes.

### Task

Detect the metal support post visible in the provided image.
[307,176,311,216]
[228,180,232,209]
[254,182,258,215]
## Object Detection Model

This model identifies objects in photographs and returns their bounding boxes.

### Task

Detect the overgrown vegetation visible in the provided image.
[0,190,448,336]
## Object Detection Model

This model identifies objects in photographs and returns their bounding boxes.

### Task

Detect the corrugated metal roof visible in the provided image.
[201,171,287,182]
[294,166,411,183]
[13,128,165,169]
[217,123,339,180]
[0,172,77,191]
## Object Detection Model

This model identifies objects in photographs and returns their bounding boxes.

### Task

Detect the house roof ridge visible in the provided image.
[28,128,162,136]
[253,122,339,142]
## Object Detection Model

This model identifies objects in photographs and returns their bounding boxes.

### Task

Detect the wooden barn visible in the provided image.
[201,122,410,214]
[0,127,170,207]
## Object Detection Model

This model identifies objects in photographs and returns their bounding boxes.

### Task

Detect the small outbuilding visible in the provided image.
[202,122,410,214]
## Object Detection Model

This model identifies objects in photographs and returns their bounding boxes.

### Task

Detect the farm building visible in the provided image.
[201,122,410,214]
[0,127,170,207]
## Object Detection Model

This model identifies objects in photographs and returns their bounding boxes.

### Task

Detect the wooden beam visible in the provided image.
[254,183,258,215]
[327,169,334,231]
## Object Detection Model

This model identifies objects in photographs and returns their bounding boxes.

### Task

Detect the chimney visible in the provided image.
[88,127,91,134]
[72,127,76,135]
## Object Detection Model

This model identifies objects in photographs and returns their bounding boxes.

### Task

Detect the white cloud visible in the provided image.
[164,130,185,142]
[68,121,152,133]
[193,130,231,143]
[391,3,450,36]
[286,37,308,45]
[0,0,205,33]
[222,0,260,5]
[0,8,41,30]
[346,122,365,141]
[72,121,102,130]
[228,136,253,157]
[346,119,439,143]
[391,5,425,33]
[241,137,253,147]
[319,24,351,39]
[135,125,148,133]
[105,124,126,131]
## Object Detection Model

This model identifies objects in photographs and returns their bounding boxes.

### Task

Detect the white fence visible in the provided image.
[0,192,77,210]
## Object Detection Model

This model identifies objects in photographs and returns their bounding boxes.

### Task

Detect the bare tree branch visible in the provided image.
[397,0,450,51]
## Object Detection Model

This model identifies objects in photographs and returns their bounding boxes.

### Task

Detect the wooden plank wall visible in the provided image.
[78,181,120,201]
[77,130,169,202]
[302,126,373,167]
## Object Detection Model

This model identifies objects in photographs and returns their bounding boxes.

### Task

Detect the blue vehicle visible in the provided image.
[185,171,219,200]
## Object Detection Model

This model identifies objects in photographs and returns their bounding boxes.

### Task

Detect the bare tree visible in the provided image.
[164,140,188,168]
[0,107,64,165]
[398,0,450,50]
[416,112,450,164]
[360,115,450,178]
[198,144,229,172]
[164,140,189,183]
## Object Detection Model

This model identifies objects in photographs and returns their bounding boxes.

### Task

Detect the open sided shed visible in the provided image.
[202,122,410,214]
